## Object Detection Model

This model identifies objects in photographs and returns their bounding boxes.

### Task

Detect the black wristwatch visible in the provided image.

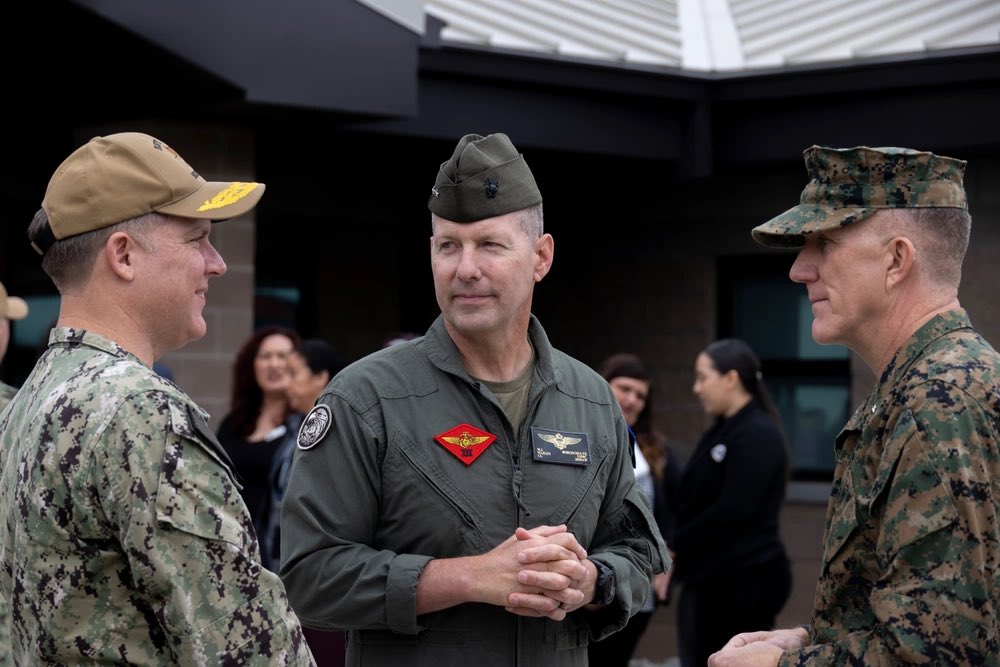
[592,559,616,606]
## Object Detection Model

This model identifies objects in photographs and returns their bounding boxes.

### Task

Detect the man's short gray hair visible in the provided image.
[29,210,161,291]
[882,207,971,288]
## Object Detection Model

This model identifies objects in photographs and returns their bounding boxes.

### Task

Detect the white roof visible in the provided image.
[414,0,1000,72]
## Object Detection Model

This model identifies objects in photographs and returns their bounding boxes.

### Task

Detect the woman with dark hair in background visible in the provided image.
[276,338,347,667]
[589,352,682,667]
[217,324,301,571]
[265,337,346,569]
[674,338,792,667]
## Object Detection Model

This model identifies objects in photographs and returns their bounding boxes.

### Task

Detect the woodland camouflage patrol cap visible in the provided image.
[428,133,542,222]
[34,132,265,255]
[752,145,967,248]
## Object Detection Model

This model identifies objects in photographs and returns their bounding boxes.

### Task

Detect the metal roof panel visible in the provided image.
[418,0,1000,72]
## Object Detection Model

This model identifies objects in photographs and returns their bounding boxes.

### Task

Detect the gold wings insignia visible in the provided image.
[539,433,582,450]
[442,433,491,447]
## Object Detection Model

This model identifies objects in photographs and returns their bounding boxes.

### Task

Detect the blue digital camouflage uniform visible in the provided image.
[0,381,13,666]
[2,372,50,665]
[0,328,316,666]
[779,310,1000,664]
[0,382,15,411]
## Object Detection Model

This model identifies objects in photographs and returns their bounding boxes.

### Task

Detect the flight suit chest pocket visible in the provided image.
[388,431,488,554]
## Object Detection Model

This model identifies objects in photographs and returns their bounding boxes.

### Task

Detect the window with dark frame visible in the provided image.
[717,255,851,481]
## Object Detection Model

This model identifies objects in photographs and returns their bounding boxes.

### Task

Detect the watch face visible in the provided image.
[596,562,616,605]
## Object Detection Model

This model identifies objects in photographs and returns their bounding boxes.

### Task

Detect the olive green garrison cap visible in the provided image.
[428,133,542,222]
[752,145,967,248]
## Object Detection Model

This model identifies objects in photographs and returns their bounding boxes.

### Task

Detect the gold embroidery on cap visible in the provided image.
[197,182,260,212]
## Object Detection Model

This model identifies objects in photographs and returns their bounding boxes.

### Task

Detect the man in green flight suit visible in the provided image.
[280,132,670,666]
[710,146,1000,665]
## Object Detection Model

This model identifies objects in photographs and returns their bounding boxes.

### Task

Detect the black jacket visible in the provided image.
[673,399,789,585]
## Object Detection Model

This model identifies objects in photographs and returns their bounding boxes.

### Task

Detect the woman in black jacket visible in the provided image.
[674,338,792,667]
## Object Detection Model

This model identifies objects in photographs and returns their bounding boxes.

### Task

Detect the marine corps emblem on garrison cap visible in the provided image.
[484,177,499,199]
[297,404,332,450]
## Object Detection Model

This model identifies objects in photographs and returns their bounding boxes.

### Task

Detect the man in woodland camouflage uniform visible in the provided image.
[709,146,1000,665]
[0,133,315,666]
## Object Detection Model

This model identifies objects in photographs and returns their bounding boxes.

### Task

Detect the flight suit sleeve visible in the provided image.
[279,392,432,634]
[582,415,671,641]
[96,394,316,666]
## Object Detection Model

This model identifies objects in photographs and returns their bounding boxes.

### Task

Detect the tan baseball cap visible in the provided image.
[35,132,265,254]
[0,281,28,321]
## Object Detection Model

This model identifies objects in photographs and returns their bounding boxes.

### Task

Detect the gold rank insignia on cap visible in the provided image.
[434,423,497,466]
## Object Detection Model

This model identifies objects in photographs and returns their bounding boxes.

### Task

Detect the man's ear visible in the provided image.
[534,233,554,282]
[105,231,138,281]
[884,236,915,291]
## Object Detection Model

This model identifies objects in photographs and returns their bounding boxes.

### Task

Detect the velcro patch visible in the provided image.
[434,423,497,466]
[297,404,332,450]
[531,427,590,466]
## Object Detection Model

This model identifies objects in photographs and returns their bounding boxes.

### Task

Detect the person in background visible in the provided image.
[0,131,313,664]
[267,337,349,667]
[589,352,682,667]
[0,280,29,411]
[675,338,791,667]
[264,338,346,581]
[279,132,670,667]
[711,147,1000,665]
[217,324,302,571]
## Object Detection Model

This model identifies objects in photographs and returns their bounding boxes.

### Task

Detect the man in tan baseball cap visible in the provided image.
[0,279,28,410]
[4,132,317,665]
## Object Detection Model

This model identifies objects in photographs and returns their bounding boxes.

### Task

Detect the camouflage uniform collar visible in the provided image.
[849,309,973,427]
[871,308,972,412]
[877,308,973,388]
[48,326,137,363]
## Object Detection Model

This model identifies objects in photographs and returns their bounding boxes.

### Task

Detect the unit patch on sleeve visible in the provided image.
[531,427,590,466]
[434,423,497,466]
[297,404,332,450]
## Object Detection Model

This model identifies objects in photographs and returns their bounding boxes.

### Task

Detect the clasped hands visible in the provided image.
[490,524,595,621]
